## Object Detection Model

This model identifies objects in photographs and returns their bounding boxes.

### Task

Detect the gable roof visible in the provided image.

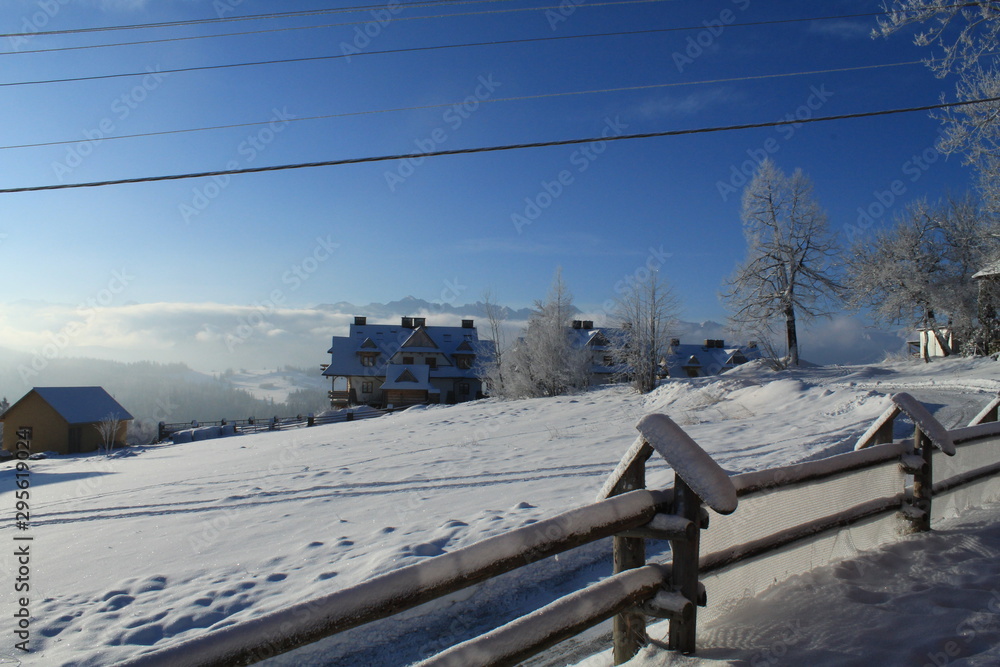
[380,364,436,391]
[6,387,133,425]
[400,326,440,351]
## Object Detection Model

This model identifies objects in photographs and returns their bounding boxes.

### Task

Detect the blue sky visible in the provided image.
[0,0,979,371]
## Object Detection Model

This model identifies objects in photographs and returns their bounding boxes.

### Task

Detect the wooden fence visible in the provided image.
[123,391,1000,667]
[157,408,388,442]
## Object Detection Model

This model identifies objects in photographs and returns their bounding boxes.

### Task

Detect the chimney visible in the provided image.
[413,317,426,328]
[670,338,680,347]
[582,320,593,330]
[572,320,582,329]
[704,339,712,348]
[461,319,474,329]
[354,316,367,326]
[717,339,725,348]
[401,316,414,328]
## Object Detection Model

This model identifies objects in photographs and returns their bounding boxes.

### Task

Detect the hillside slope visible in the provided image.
[2,357,998,666]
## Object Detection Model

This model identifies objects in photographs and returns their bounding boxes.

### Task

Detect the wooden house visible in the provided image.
[0,387,133,455]
[323,317,493,408]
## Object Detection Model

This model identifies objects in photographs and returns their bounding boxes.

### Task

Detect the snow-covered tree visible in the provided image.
[504,268,590,398]
[878,2,1000,214]
[93,412,122,457]
[611,271,680,393]
[846,194,1000,353]
[721,159,842,366]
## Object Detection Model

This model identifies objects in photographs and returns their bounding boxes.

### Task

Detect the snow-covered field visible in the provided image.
[3,357,1000,666]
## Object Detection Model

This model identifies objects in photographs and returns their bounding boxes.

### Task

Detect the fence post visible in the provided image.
[911,426,933,532]
[612,445,650,663]
[634,414,738,657]
[308,414,315,427]
[668,478,700,654]
[157,421,166,443]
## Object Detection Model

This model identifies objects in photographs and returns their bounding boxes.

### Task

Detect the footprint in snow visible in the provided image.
[266,573,287,582]
[316,571,338,581]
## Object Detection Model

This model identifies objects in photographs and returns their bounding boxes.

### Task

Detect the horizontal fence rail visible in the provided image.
[122,390,1000,667]
[120,489,669,667]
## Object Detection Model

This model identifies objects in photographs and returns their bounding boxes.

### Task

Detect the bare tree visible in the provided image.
[611,270,681,393]
[721,159,842,366]
[504,268,590,398]
[477,288,509,397]
[94,412,122,457]
[846,194,1000,354]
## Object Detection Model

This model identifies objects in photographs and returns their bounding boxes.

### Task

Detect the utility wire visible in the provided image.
[0,0,976,40]
[0,59,925,152]
[2,8,891,57]
[3,96,996,195]
[0,11,921,89]
[0,0,518,38]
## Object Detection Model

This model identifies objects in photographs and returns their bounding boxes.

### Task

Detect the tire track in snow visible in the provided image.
[2,463,615,528]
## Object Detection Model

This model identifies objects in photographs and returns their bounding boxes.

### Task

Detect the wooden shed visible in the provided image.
[1,387,133,455]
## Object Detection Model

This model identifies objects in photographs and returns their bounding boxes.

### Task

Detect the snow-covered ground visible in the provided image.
[604,500,1000,667]
[2,357,1000,666]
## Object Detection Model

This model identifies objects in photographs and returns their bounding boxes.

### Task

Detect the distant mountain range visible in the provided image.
[314,296,736,345]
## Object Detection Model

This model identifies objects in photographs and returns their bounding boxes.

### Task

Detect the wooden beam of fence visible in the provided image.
[854,402,901,450]
[969,393,1000,426]
[415,563,671,667]
[119,489,667,667]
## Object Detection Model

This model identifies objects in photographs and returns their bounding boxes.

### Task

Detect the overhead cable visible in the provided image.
[3,95,995,195]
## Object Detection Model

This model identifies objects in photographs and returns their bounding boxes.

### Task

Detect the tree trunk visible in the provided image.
[785,306,799,366]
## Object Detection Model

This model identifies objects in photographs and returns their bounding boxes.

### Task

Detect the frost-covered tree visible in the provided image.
[93,412,122,457]
[878,2,1000,214]
[504,268,590,398]
[611,271,680,393]
[721,159,842,367]
[846,194,1000,353]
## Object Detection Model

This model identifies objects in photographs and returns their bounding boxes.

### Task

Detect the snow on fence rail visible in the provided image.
[122,392,1000,667]
[157,407,387,442]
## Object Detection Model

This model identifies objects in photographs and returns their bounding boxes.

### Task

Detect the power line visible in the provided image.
[0,0,505,38]
[1,7,889,58]
[4,96,995,195]
[0,10,916,89]
[0,59,926,152]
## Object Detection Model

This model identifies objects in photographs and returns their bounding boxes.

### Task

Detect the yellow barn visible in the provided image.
[1,387,133,455]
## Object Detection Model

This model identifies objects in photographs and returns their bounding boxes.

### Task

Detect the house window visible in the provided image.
[455,356,472,370]
[362,381,374,394]
[361,355,376,367]
[425,357,437,369]
[402,356,414,365]
[458,382,470,395]
[603,356,614,365]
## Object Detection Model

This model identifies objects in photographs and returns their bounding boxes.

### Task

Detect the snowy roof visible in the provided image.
[9,386,134,425]
[973,258,1000,280]
[323,320,494,380]
[665,341,761,377]
[380,364,437,392]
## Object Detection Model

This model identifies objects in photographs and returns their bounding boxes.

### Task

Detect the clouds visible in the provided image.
[808,20,872,41]
[0,301,356,372]
[634,89,741,120]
